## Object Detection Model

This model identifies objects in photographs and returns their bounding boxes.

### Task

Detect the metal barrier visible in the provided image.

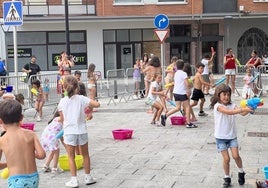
[125,68,136,101]
[106,69,127,105]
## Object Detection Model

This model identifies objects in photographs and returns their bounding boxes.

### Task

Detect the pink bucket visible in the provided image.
[170,116,186,125]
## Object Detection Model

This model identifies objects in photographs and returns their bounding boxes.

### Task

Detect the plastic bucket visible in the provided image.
[6,86,13,92]
[262,166,268,179]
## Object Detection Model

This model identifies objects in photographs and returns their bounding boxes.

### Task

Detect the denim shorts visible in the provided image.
[216,138,238,152]
[64,133,88,146]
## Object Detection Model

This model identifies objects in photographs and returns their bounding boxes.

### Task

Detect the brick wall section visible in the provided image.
[96,0,201,16]
[96,0,268,17]
[238,0,268,12]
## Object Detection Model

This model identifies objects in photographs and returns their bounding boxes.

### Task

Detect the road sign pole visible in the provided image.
[161,43,165,83]
[13,25,18,94]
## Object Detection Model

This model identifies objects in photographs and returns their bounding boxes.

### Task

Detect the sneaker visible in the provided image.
[42,165,51,173]
[186,123,198,128]
[133,95,139,100]
[51,167,64,174]
[85,174,96,185]
[238,172,246,185]
[198,111,208,116]
[150,121,155,125]
[36,115,41,122]
[65,179,79,187]
[155,121,161,126]
[160,115,166,126]
[223,177,231,188]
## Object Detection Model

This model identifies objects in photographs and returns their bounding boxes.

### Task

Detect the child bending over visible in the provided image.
[145,74,167,126]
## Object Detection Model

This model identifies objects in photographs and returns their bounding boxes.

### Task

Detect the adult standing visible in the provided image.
[56,51,74,95]
[142,56,162,114]
[245,50,262,72]
[201,52,216,95]
[57,51,74,76]
[0,58,7,86]
[223,48,236,96]
[140,53,150,98]
[262,53,268,72]
[22,55,41,84]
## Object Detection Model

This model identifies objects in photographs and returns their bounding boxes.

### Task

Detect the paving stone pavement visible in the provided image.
[0,86,268,188]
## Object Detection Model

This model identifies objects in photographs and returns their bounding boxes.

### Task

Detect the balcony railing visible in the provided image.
[23,0,96,16]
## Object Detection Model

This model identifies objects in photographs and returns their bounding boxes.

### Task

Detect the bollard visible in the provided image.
[114,80,118,99]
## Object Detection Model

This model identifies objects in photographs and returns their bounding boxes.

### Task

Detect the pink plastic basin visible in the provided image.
[112,129,133,140]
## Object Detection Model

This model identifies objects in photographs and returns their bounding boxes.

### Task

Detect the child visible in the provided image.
[58,75,100,187]
[87,63,98,101]
[145,74,166,126]
[31,79,45,122]
[43,78,50,102]
[161,59,196,128]
[0,99,46,187]
[242,69,254,99]
[190,62,213,121]
[210,84,253,188]
[133,58,141,100]
[164,56,178,99]
[74,70,82,82]
[41,111,64,174]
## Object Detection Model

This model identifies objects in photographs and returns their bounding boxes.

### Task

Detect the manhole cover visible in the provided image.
[254,108,268,115]
[248,132,268,137]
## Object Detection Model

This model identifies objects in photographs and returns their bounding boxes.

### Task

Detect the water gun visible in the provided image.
[214,77,226,87]
[235,59,243,68]
[164,82,174,88]
[240,97,264,111]
[166,97,176,107]
[84,106,93,121]
[0,168,9,179]
[249,72,260,84]
[31,88,39,96]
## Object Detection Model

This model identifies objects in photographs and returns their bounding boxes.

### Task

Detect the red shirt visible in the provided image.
[249,57,261,67]
[225,55,236,69]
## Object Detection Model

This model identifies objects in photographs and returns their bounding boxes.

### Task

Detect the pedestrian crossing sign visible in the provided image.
[3,1,23,26]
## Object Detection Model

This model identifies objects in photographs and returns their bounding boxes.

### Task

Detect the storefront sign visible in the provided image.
[52,52,87,66]
[8,48,32,58]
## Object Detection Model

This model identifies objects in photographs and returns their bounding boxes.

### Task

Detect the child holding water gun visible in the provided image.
[41,111,64,174]
[58,75,100,187]
[164,56,178,100]
[31,79,45,122]
[242,69,254,99]
[145,74,167,126]
[210,84,253,188]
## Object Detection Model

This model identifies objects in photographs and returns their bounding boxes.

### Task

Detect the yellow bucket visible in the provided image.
[58,154,83,171]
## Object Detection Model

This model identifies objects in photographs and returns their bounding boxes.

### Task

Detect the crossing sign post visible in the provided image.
[3,1,23,94]
[3,1,23,26]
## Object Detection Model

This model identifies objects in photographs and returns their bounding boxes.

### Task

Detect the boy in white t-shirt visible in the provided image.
[161,59,197,128]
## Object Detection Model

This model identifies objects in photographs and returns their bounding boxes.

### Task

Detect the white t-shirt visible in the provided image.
[201,58,209,75]
[148,80,161,100]
[214,102,237,139]
[173,69,187,95]
[58,95,90,135]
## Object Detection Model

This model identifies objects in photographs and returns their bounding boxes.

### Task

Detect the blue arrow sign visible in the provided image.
[3,1,23,26]
[154,14,169,30]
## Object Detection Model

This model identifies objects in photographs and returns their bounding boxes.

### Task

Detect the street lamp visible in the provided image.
[65,0,70,55]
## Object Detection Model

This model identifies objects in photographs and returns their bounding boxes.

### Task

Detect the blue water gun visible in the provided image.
[240,97,264,110]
